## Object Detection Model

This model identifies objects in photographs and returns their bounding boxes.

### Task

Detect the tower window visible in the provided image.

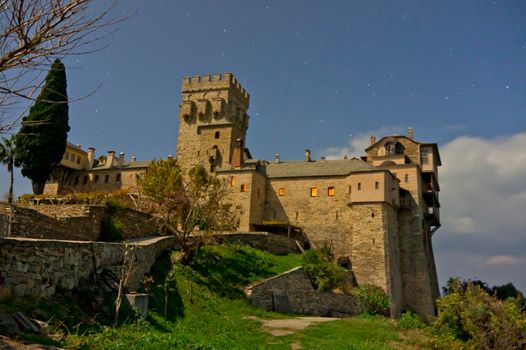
[358,183,362,191]
[348,185,352,194]
[328,187,335,196]
[240,184,247,192]
[375,181,379,190]
[404,174,409,183]
[310,187,317,197]
[215,131,220,139]
[278,188,285,196]
[230,176,236,187]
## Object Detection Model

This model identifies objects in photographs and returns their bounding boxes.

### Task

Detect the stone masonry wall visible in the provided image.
[0,236,177,299]
[0,203,102,241]
[245,267,356,317]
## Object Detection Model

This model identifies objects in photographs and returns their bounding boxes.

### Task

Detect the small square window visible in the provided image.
[404,174,409,183]
[328,187,335,196]
[240,184,247,192]
[375,182,379,190]
[310,187,317,197]
[358,183,362,191]
[278,188,285,196]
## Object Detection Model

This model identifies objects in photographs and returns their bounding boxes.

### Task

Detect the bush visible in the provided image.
[434,281,526,350]
[99,216,124,242]
[352,284,390,316]
[398,311,426,329]
[302,249,346,292]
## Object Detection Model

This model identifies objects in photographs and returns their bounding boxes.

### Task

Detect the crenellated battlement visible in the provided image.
[182,73,250,101]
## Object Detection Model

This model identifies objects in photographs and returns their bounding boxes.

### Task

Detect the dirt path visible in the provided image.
[248,316,339,336]
[0,336,64,350]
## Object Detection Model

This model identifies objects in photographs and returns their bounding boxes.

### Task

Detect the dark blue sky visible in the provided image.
[2,1,525,291]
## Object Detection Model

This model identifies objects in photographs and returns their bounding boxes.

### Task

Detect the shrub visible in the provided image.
[302,249,346,292]
[99,216,124,242]
[352,284,390,316]
[434,281,526,350]
[398,311,426,329]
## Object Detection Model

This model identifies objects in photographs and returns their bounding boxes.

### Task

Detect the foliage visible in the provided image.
[301,249,346,292]
[352,284,391,316]
[0,135,16,203]
[14,59,69,194]
[138,160,238,254]
[398,311,426,329]
[99,198,126,242]
[434,278,526,350]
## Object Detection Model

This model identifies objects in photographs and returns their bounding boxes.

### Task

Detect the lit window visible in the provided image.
[328,187,335,196]
[240,184,247,192]
[278,188,285,196]
[358,183,362,191]
[404,174,409,183]
[230,176,236,187]
[375,182,379,190]
[310,187,317,197]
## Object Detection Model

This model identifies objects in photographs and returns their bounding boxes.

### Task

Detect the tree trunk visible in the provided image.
[32,181,45,195]
[8,164,13,204]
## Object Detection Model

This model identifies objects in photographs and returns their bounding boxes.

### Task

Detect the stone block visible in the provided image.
[125,293,148,318]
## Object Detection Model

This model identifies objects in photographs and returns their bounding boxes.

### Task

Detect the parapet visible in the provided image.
[182,73,250,103]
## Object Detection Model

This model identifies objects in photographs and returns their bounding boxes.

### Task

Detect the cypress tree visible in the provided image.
[15,59,70,194]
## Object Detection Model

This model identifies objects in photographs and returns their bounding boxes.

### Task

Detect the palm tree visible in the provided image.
[0,136,16,203]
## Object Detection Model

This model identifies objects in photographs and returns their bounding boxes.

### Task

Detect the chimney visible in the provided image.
[408,127,414,140]
[275,153,280,163]
[131,156,136,162]
[231,138,244,168]
[118,152,125,166]
[107,151,116,168]
[370,134,377,145]
[87,147,95,170]
[305,149,311,162]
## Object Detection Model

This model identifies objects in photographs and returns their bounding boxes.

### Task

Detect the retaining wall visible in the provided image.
[212,232,301,255]
[245,266,356,317]
[0,236,178,299]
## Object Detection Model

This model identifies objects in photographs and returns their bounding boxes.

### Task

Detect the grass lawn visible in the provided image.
[2,244,439,349]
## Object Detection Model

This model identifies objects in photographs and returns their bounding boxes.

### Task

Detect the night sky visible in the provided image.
[1,1,525,292]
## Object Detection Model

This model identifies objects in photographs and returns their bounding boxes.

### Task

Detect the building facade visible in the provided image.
[175,73,441,320]
[45,72,441,320]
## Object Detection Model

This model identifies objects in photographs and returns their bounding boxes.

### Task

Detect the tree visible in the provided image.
[14,59,69,194]
[138,159,238,258]
[0,0,118,133]
[0,135,16,203]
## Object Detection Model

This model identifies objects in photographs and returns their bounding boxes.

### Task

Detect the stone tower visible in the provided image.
[176,73,250,173]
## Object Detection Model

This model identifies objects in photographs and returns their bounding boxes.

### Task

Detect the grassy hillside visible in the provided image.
[2,244,439,349]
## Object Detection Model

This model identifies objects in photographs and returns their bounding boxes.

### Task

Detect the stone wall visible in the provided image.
[1,203,159,241]
[245,267,356,317]
[0,203,102,241]
[0,236,177,299]
[212,232,301,255]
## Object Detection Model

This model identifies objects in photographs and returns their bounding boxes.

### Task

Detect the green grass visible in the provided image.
[2,244,438,349]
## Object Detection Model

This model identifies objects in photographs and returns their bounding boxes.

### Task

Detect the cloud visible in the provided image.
[486,255,525,266]
[319,126,403,159]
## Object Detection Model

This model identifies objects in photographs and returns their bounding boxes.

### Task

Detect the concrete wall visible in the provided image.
[0,236,177,299]
[245,267,356,317]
